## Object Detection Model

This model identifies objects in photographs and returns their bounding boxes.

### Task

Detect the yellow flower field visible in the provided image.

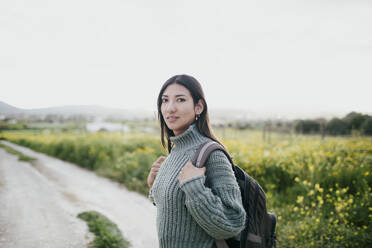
[1,128,371,247]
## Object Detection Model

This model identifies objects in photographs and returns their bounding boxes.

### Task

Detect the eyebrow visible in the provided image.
[162,94,186,97]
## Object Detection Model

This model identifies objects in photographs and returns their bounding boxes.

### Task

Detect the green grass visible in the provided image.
[77,211,131,248]
[0,141,37,162]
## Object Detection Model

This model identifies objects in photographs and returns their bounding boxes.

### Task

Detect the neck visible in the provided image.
[169,122,205,151]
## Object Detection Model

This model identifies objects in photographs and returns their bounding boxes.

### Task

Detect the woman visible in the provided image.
[147,74,246,248]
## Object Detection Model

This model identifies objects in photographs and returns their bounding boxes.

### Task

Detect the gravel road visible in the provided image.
[0,140,158,248]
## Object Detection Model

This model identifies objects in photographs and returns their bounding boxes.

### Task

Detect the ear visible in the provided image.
[194,99,204,115]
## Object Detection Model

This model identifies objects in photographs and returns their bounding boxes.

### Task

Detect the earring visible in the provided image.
[195,114,200,121]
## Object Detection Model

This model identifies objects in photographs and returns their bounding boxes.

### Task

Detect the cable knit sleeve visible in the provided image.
[179,149,246,240]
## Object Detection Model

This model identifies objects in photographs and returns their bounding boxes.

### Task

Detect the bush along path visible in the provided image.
[78,211,131,248]
[0,141,36,163]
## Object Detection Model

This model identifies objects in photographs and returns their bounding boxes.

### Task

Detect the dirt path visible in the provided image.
[0,140,158,248]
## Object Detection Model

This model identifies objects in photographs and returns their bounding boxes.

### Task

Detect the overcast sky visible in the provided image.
[1,0,371,116]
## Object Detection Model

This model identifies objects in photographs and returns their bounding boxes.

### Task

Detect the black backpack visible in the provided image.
[192,141,277,248]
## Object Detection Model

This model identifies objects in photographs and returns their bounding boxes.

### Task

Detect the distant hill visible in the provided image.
[0,101,155,120]
[0,101,23,114]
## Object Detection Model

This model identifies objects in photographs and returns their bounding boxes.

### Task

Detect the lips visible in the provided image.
[167,116,179,122]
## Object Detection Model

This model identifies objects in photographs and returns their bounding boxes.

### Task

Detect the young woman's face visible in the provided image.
[161,83,203,136]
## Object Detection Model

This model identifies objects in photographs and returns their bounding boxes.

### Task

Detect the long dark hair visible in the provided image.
[157,74,221,153]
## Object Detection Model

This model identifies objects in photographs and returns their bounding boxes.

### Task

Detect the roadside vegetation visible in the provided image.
[0,141,37,162]
[1,124,371,247]
[78,211,131,248]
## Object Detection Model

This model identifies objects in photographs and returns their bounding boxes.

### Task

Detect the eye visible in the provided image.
[177,98,185,102]
[161,98,168,103]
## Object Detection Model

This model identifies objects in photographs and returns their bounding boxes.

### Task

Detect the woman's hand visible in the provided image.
[178,161,206,184]
[147,156,166,188]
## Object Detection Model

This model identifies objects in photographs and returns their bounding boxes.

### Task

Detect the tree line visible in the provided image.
[294,112,372,136]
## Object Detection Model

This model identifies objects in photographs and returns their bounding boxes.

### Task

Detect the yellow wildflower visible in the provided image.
[315,183,320,191]
[297,196,304,204]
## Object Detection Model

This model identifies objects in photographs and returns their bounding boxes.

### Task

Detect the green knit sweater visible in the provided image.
[149,123,246,248]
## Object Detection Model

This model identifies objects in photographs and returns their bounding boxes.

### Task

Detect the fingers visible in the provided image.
[185,161,194,168]
[152,162,161,168]
[148,157,166,188]
[156,156,166,163]
[150,157,166,177]
[178,161,206,184]
[181,161,206,172]
[152,156,166,168]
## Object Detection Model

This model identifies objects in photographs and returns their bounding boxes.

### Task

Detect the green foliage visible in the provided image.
[0,120,28,131]
[0,131,166,195]
[223,135,372,247]
[326,118,350,135]
[1,130,371,247]
[77,211,131,248]
[295,120,320,134]
[294,112,372,137]
[0,142,37,162]
[361,117,372,136]
[343,112,369,130]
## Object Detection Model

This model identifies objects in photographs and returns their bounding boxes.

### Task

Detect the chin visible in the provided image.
[165,122,181,132]
[165,122,176,130]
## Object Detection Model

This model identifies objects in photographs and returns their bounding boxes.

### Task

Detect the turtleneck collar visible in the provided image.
[169,122,206,151]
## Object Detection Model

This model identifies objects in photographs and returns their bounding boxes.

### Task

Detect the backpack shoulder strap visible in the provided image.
[192,141,234,169]
[192,141,237,248]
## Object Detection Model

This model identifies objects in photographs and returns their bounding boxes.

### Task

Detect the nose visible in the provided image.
[165,100,177,113]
